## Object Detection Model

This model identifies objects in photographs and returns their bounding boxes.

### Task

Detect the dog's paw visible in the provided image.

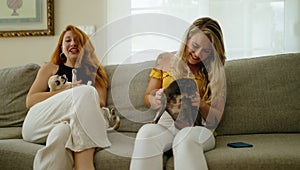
[87,81,92,86]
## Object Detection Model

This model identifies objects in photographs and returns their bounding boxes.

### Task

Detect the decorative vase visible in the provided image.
[7,0,23,16]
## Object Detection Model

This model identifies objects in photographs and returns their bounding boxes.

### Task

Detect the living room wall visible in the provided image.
[0,0,107,67]
[1,0,299,67]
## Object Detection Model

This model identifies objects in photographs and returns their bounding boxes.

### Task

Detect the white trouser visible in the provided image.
[22,85,111,170]
[130,113,215,170]
[33,121,73,170]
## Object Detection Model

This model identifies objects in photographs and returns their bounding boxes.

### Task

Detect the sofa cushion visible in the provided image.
[104,61,156,132]
[0,127,22,139]
[166,133,300,170]
[0,64,40,128]
[95,132,170,169]
[94,132,136,169]
[216,53,300,135]
[0,139,43,170]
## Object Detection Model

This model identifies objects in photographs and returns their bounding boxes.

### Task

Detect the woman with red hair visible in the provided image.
[22,25,110,170]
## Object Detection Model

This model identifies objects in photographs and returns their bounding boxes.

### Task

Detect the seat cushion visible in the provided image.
[166,133,300,170]
[0,127,22,139]
[0,139,43,170]
[94,132,136,169]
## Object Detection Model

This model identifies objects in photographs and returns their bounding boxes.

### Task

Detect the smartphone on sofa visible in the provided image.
[227,142,253,148]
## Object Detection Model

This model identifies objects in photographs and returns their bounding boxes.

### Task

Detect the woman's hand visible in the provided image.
[65,80,82,90]
[144,76,163,109]
[191,92,201,108]
[149,88,164,110]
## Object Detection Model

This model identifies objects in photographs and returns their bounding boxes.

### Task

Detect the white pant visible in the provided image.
[130,113,215,170]
[22,85,111,170]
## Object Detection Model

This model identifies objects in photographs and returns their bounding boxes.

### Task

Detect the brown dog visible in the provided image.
[153,78,202,129]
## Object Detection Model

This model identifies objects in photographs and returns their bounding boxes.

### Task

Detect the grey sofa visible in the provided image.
[0,53,299,170]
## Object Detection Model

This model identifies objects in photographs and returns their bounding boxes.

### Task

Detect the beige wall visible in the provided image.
[0,0,107,67]
[1,0,299,67]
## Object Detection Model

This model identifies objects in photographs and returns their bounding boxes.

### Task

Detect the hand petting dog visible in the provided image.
[152,78,202,129]
[149,88,164,110]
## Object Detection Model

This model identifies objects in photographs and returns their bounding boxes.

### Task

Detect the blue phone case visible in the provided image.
[227,142,253,148]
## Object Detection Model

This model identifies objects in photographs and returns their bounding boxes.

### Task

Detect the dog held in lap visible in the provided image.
[48,69,120,131]
[153,78,202,129]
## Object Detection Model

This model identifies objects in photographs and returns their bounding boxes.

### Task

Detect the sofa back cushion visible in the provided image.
[0,64,40,127]
[104,61,156,132]
[216,53,300,135]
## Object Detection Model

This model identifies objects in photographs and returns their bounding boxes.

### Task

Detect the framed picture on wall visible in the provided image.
[0,0,54,37]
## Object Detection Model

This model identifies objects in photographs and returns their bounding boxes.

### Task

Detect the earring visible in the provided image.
[60,53,66,59]
[60,53,67,63]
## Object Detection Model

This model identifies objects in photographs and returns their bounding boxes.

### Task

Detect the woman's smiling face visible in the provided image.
[61,30,82,65]
[186,31,212,65]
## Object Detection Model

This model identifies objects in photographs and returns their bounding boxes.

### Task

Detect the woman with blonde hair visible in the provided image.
[130,17,226,170]
[22,25,110,170]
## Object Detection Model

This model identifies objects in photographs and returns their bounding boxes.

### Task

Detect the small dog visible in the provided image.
[48,74,71,91]
[102,107,121,131]
[153,78,202,129]
[48,69,92,91]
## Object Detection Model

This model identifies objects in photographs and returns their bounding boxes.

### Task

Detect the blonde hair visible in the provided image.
[50,25,108,88]
[174,17,226,104]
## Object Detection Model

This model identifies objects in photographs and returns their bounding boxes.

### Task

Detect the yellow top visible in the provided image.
[149,68,206,94]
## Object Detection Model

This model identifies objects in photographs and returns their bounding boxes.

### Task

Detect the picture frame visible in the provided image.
[0,0,54,37]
